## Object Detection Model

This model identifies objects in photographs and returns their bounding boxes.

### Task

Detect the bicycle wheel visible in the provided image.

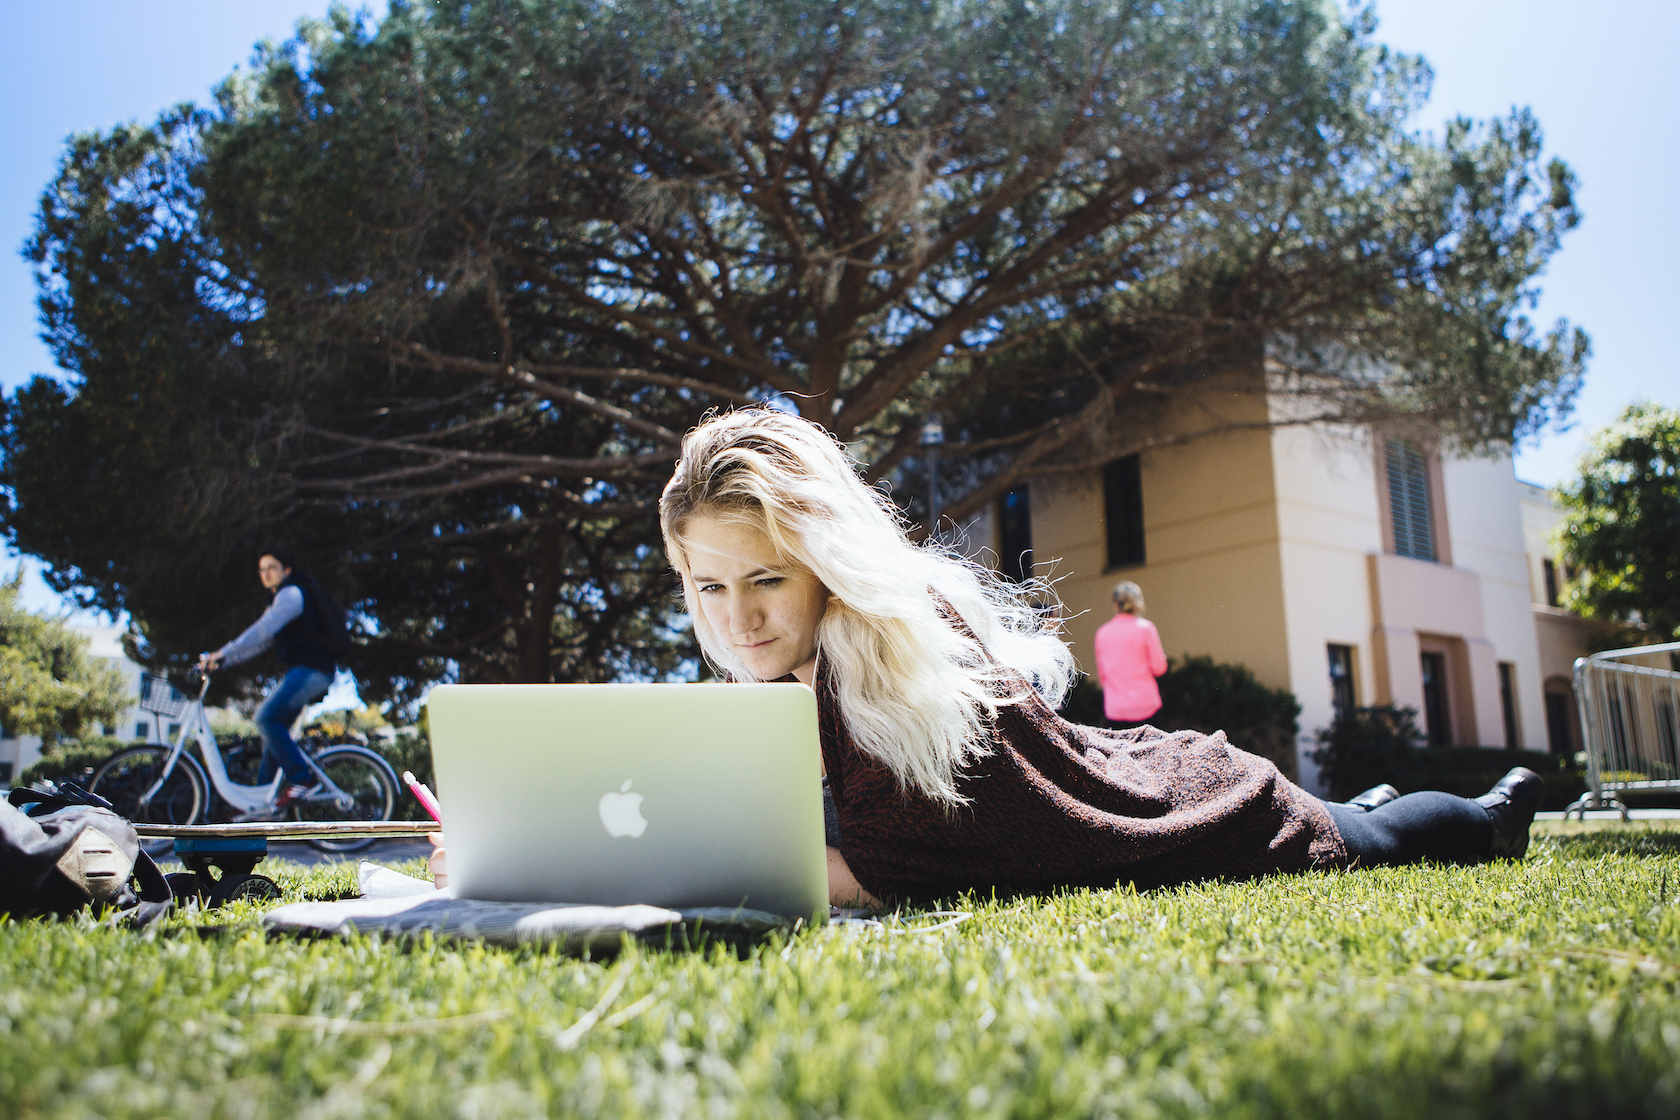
[88,747,207,830]
[298,745,398,853]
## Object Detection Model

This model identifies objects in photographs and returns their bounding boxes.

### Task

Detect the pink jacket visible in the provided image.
[1093,613,1168,721]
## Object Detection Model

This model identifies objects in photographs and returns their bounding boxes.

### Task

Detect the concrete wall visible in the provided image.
[1516,477,1590,608]
[1515,481,1617,680]
[1366,550,1501,745]
[1033,386,1290,693]
[1266,422,1384,788]
[1533,609,1615,686]
[0,733,44,785]
[1440,453,1549,750]
[1272,435,1551,755]
[1516,480,1616,753]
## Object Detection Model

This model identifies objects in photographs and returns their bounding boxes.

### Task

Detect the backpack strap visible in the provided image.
[9,781,116,816]
[125,848,175,928]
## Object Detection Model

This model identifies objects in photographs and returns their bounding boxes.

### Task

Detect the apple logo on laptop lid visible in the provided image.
[598,779,649,838]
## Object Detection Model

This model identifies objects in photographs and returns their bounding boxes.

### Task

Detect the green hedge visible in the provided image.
[1309,704,1587,810]
[376,732,436,821]
[16,737,139,787]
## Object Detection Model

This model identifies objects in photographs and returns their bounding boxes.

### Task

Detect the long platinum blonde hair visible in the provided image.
[659,408,1074,805]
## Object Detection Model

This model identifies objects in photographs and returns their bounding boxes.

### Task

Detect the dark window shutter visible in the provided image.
[1385,439,1435,561]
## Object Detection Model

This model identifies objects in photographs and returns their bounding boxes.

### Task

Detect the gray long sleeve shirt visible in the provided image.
[215,586,305,668]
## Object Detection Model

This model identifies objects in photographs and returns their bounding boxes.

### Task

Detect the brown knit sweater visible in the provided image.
[817,662,1347,905]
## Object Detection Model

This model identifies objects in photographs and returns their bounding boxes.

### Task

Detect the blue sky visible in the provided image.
[2,0,1676,620]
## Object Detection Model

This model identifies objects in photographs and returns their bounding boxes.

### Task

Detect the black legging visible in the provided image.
[1322,793,1494,868]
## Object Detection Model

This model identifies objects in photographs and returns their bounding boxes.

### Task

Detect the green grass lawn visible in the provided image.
[4,822,1680,1119]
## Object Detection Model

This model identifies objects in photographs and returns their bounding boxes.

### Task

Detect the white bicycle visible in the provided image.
[88,672,399,853]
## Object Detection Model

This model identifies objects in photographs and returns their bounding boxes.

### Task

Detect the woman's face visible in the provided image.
[258,555,291,592]
[681,513,829,686]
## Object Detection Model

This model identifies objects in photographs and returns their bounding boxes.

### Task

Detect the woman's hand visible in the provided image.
[428,832,448,889]
[826,845,882,909]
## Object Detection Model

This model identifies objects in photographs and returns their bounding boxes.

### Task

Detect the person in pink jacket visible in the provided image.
[1093,581,1168,725]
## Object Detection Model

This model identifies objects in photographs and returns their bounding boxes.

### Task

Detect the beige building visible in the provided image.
[963,384,1609,794]
[1519,480,1619,758]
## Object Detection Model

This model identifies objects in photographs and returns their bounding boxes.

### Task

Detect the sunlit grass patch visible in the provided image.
[3,828,1679,1118]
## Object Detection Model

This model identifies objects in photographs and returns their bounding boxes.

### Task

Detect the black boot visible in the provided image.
[1345,783,1401,812]
[1475,767,1544,859]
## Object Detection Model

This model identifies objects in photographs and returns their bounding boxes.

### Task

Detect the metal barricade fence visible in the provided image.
[1567,640,1680,819]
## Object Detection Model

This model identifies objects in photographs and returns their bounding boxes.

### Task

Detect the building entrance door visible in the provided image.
[1420,650,1450,746]
[1545,687,1573,755]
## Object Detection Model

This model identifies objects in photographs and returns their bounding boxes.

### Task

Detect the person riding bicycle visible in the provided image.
[196,548,344,821]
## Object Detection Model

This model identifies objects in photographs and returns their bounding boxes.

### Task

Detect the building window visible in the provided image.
[1419,651,1450,746]
[0,762,12,783]
[1498,662,1520,750]
[1542,557,1560,607]
[1385,438,1436,562]
[135,721,150,741]
[1327,644,1356,716]
[167,722,183,742]
[1103,455,1145,569]
[997,486,1033,582]
[1544,687,1573,754]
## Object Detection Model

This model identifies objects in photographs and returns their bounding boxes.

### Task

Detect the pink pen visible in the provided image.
[402,771,444,824]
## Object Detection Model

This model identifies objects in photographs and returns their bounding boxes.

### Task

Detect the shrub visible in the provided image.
[293,722,436,821]
[0,574,129,745]
[17,737,135,787]
[1155,656,1302,781]
[301,706,392,743]
[377,731,436,821]
[1059,656,1303,781]
[1306,704,1423,799]
[207,708,259,740]
[1309,704,1588,810]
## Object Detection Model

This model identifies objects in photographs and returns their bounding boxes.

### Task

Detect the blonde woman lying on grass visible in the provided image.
[433,408,1541,908]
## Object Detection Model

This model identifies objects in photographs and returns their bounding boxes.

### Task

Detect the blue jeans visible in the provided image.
[256,666,333,787]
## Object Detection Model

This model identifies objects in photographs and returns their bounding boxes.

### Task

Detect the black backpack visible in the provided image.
[2,784,173,927]
[301,576,352,658]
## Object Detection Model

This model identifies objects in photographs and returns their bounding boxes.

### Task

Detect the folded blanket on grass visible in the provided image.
[260,863,795,952]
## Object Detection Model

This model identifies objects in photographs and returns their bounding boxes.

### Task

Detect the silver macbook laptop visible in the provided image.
[425,682,829,919]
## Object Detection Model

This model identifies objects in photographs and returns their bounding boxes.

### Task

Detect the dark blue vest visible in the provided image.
[275,575,336,675]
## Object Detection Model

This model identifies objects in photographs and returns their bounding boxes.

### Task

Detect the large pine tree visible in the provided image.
[2,0,1586,706]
